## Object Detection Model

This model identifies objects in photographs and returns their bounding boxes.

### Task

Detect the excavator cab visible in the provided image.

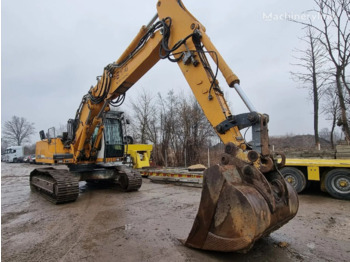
[103,115,125,158]
[94,111,127,160]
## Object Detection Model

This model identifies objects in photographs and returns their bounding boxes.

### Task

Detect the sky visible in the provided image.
[1,0,336,144]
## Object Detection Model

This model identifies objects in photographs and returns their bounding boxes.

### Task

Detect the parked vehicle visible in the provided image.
[23,155,30,163]
[29,154,36,164]
[3,146,24,163]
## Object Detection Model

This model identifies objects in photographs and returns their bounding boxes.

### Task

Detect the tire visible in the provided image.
[324,169,350,200]
[280,167,307,193]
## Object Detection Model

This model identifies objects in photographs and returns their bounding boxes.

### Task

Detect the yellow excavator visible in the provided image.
[30,0,298,253]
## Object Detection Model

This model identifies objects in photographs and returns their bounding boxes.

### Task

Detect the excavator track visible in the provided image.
[30,168,79,204]
[116,167,142,191]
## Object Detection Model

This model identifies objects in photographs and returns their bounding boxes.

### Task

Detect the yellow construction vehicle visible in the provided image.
[36,121,152,170]
[30,0,298,252]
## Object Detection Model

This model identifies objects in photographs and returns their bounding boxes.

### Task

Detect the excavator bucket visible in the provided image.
[184,153,298,252]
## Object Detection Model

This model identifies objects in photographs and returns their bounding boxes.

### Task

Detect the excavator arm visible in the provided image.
[51,0,298,252]
[74,0,274,170]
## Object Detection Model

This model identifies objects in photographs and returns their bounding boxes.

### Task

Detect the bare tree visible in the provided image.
[129,89,157,144]
[294,0,350,141]
[319,127,331,141]
[128,89,218,167]
[1,138,9,153]
[176,96,215,165]
[322,86,341,147]
[3,115,35,146]
[158,90,178,166]
[128,89,163,165]
[291,26,328,148]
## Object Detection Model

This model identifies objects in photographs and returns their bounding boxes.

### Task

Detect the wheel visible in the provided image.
[280,167,307,193]
[324,169,350,200]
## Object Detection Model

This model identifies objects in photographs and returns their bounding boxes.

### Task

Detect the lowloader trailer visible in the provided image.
[143,158,350,200]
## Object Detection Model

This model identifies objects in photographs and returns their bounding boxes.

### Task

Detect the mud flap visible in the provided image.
[184,156,299,252]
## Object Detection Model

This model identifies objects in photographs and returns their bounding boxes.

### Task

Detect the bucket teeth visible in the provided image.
[185,157,298,252]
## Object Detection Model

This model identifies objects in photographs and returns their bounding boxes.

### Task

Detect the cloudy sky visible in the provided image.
[2,0,333,143]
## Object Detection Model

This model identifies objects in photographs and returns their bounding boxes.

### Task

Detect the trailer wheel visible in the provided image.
[325,169,350,200]
[280,167,307,193]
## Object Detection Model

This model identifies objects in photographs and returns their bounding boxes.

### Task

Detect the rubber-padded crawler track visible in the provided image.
[30,168,79,204]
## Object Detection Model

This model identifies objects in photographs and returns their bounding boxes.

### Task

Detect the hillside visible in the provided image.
[269,134,335,158]
[269,134,332,151]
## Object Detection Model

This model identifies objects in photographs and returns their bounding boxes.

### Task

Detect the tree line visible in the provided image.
[291,0,350,148]
[125,89,217,167]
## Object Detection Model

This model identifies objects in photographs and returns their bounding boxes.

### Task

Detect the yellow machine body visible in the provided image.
[36,136,152,169]
[126,144,153,169]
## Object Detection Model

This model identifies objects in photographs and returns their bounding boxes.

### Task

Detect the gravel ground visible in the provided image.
[1,163,350,262]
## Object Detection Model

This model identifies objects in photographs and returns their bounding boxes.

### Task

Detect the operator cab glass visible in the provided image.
[104,117,124,158]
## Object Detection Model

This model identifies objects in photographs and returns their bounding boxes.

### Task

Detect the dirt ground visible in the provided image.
[1,163,350,262]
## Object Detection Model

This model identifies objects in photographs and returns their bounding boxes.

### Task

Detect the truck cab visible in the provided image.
[3,146,24,163]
